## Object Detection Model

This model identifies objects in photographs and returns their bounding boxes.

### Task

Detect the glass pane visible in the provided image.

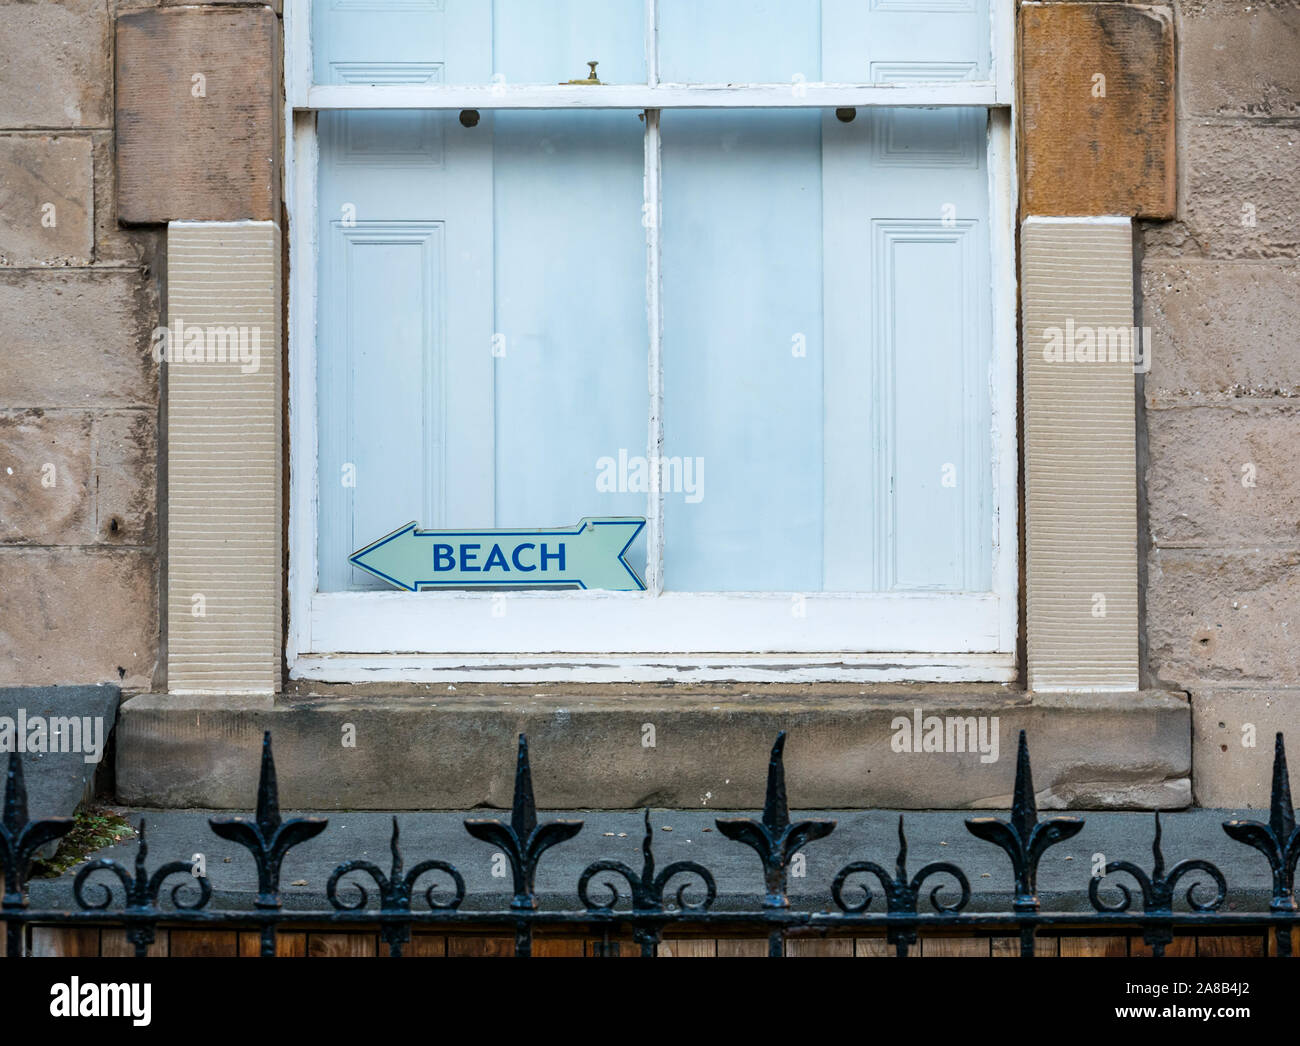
[313,0,645,86]
[661,111,825,593]
[657,0,991,84]
[492,111,649,562]
[658,0,821,84]
[494,0,646,86]
[316,110,648,592]
[661,107,992,593]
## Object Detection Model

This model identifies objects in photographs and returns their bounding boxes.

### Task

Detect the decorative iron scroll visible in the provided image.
[3,730,1298,958]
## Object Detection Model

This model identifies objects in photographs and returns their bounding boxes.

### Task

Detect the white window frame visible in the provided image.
[283,0,1019,684]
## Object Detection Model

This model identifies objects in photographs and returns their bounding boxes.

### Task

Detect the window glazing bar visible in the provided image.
[643,0,665,594]
[303,82,1003,112]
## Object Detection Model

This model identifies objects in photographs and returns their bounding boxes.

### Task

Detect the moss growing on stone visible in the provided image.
[30,807,136,880]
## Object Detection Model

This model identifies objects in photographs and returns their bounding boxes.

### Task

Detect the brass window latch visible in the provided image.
[563,61,602,85]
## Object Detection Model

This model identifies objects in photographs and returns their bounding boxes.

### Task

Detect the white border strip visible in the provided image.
[993,0,1014,105]
[292,652,1017,685]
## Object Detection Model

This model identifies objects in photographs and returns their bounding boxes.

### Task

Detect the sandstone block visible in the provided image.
[0,548,156,689]
[1142,259,1300,403]
[1021,2,1175,217]
[92,411,156,545]
[0,135,93,266]
[1146,405,1300,548]
[0,0,112,129]
[1191,687,1300,807]
[116,7,280,222]
[1181,1,1300,117]
[1147,548,1300,686]
[0,269,158,408]
[1183,122,1300,258]
[0,411,94,544]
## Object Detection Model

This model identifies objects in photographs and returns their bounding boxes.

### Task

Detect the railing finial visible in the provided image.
[716,733,836,911]
[209,731,328,912]
[464,734,583,914]
[965,731,1084,915]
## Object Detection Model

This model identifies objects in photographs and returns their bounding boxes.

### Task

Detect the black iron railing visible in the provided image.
[3,729,1299,958]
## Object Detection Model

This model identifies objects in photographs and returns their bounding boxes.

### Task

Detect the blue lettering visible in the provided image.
[460,544,481,572]
[540,543,566,572]
[483,544,509,572]
[512,543,536,571]
[433,544,455,571]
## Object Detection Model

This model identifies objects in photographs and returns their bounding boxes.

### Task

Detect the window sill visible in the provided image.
[288,652,1017,685]
[118,687,1189,810]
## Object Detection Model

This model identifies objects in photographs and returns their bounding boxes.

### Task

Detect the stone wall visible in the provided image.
[0,0,1297,805]
[1140,0,1300,804]
[0,0,162,690]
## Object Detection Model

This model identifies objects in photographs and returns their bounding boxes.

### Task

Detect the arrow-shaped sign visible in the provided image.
[349,517,647,592]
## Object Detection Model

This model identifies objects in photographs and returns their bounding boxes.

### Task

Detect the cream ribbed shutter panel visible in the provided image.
[166,222,282,695]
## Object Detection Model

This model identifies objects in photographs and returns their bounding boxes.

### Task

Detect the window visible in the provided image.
[285,0,1017,682]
